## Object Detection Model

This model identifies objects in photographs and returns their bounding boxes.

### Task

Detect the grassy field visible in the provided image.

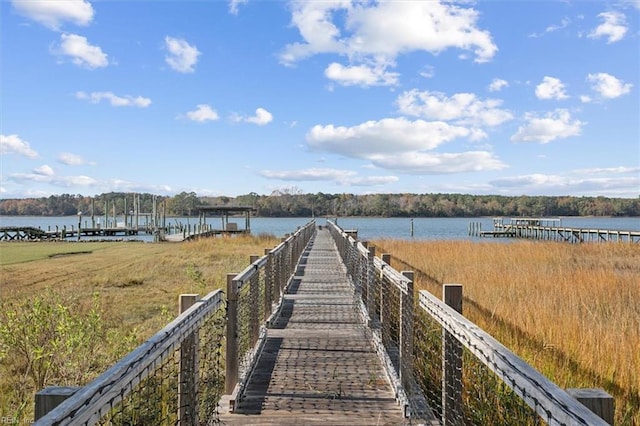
[374,238,640,425]
[2,235,638,423]
[0,234,278,421]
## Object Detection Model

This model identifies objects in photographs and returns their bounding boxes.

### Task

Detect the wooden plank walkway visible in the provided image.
[219,228,407,425]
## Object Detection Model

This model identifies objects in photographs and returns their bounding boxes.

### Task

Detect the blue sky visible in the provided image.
[1,0,639,199]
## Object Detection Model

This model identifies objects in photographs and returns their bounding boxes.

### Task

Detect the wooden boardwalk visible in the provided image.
[219,228,406,425]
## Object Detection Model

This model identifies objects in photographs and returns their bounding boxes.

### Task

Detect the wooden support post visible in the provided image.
[178,294,199,426]
[442,284,463,426]
[400,271,414,390]
[250,255,260,347]
[34,386,80,421]
[566,388,614,425]
[225,273,239,395]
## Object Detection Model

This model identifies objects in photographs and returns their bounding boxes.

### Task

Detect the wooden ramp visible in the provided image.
[219,228,406,425]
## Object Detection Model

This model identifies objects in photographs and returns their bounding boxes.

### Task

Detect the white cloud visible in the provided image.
[260,168,398,186]
[325,62,399,87]
[228,0,248,15]
[246,108,273,126]
[535,76,569,100]
[165,36,201,73]
[490,170,640,196]
[396,90,513,127]
[588,11,628,43]
[33,165,54,176]
[58,152,90,165]
[489,78,509,92]
[0,134,38,158]
[232,108,274,125]
[573,166,639,175]
[280,2,346,64]
[52,33,109,69]
[348,175,399,186]
[9,172,98,187]
[11,0,94,30]
[587,72,633,99]
[511,109,585,144]
[76,91,151,107]
[262,168,356,181]
[369,151,507,174]
[184,104,219,122]
[305,117,505,174]
[280,1,497,86]
[307,117,472,158]
[419,65,435,79]
[529,17,571,38]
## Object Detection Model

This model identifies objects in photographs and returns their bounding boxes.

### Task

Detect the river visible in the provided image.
[0,215,638,242]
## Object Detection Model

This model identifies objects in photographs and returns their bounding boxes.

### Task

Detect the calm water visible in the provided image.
[0,215,638,242]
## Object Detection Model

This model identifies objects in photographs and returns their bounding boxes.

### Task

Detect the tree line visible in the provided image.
[0,190,638,218]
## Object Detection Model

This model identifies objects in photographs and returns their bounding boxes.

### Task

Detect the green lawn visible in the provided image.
[0,242,120,265]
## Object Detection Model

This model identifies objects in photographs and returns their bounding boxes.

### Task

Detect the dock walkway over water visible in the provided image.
[470,217,640,243]
[219,228,406,425]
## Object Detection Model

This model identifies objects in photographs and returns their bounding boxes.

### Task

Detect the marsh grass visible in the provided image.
[0,234,278,421]
[375,239,640,425]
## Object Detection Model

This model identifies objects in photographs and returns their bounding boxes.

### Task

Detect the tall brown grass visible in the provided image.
[0,234,278,421]
[374,239,640,425]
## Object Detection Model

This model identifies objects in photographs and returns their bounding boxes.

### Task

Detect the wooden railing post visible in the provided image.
[178,294,199,426]
[225,274,239,395]
[34,386,80,421]
[249,255,260,347]
[442,284,463,426]
[566,388,615,425]
[400,271,414,389]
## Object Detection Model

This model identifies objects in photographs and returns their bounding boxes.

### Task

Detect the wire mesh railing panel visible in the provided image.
[413,306,544,425]
[98,349,180,426]
[377,273,401,372]
[196,306,226,424]
[96,305,226,426]
[418,290,609,426]
[461,350,544,426]
[35,291,226,426]
[236,277,257,383]
[413,307,443,418]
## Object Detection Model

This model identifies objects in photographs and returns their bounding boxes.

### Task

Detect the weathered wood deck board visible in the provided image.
[219,228,407,425]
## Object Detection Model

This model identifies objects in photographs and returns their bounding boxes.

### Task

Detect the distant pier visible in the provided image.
[0,205,256,242]
[470,217,640,243]
[0,225,147,241]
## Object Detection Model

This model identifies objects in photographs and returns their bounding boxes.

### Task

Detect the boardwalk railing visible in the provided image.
[34,220,316,425]
[326,220,610,425]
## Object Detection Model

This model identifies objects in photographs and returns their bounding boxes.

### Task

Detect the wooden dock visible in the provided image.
[0,226,149,241]
[470,218,640,243]
[219,228,407,425]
